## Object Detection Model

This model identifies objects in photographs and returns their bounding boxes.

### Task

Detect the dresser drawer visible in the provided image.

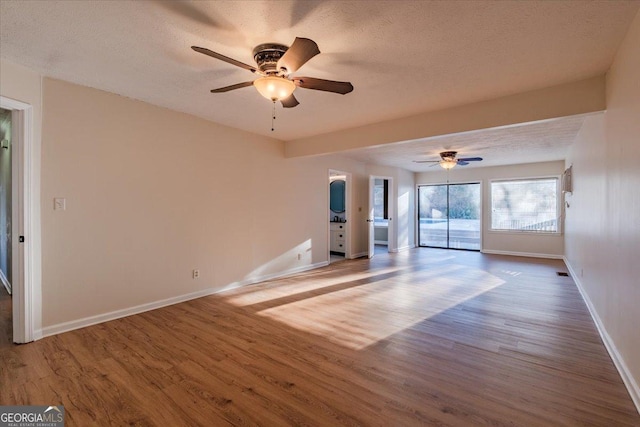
[330,222,346,231]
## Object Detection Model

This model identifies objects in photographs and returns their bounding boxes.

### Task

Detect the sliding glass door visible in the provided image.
[418,183,481,250]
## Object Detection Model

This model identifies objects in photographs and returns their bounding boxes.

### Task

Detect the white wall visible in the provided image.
[0,73,371,333]
[564,10,640,408]
[416,161,565,257]
[396,167,416,251]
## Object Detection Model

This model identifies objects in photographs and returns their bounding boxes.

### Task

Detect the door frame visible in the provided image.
[416,180,482,251]
[368,175,394,258]
[328,169,351,261]
[1,95,39,343]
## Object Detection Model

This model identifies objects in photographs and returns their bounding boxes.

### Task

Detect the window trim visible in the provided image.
[489,175,562,235]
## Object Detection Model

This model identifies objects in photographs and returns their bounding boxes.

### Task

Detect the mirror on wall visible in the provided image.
[330,179,346,213]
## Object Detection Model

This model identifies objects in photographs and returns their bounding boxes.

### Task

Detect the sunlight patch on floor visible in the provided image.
[500,269,523,277]
[224,266,406,306]
[256,265,505,350]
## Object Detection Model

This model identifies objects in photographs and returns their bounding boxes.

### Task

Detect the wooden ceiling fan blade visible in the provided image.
[457,157,483,162]
[210,81,254,93]
[281,94,300,108]
[192,46,257,73]
[294,77,354,94]
[277,37,320,73]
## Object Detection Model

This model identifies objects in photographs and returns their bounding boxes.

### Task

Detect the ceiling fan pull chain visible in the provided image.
[271,101,276,131]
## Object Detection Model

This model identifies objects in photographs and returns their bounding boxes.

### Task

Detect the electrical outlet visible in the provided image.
[193,269,200,279]
[297,253,302,260]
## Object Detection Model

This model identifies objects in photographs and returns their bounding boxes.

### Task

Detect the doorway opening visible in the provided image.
[1,95,38,344]
[368,176,394,258]
[0,107,12,345]
[329,170,350,263]
[418,182,481,250]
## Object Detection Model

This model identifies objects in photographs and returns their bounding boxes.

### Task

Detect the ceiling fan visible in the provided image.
[191,37,354,108]
[413,151,483,169]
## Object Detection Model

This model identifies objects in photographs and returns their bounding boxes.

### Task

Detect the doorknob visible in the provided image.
[366,219,373,222]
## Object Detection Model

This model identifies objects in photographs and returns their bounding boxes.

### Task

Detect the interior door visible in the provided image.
[368,176,375,258]
[418,183,481,250]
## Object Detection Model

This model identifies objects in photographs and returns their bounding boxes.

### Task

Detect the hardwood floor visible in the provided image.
[1,249,638,426]
[0,284,10,349]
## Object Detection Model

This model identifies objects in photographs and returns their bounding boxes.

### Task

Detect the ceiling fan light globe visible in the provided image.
[439,160,457,170]
[253,76,296,101]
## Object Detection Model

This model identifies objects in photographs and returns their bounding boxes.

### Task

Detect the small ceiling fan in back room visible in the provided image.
[191,37,354,130]
[413,151,483,169]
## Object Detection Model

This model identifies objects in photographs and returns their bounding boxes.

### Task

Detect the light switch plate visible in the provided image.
[54,197,66,211]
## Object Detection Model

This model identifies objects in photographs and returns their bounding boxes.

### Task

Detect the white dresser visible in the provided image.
[330,222,346,254]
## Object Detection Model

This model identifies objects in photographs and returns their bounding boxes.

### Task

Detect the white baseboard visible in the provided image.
[350,251,368,259]
[374,240,388,245]
[481,249,563,259]
[38,261,329,339]
[0,269,11,295]
[39,286,220,338]
[564,257,640,413]
[392,245,414,253]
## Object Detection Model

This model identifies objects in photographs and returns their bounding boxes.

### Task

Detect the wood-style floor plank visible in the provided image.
[1,249,638,426]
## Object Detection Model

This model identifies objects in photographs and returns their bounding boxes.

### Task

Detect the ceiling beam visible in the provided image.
[284,75,606,158]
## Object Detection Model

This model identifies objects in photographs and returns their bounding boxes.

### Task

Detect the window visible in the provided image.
[490,178,559,232]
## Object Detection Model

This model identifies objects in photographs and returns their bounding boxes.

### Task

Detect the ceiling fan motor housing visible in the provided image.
[253,43,289,75]
[440,151,458,161]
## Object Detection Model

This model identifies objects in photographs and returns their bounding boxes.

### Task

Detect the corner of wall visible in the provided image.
[564,257,640,411]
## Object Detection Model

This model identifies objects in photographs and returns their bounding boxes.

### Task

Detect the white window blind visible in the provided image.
[491,178,559,232]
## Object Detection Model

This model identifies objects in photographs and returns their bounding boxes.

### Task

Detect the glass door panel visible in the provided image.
[418,185,448,248]
[448,183,481,250]
[418,183,481,251]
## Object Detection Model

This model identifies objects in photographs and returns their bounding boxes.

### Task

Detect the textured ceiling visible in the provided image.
[343,115,589,172]
[0,1,637,155]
